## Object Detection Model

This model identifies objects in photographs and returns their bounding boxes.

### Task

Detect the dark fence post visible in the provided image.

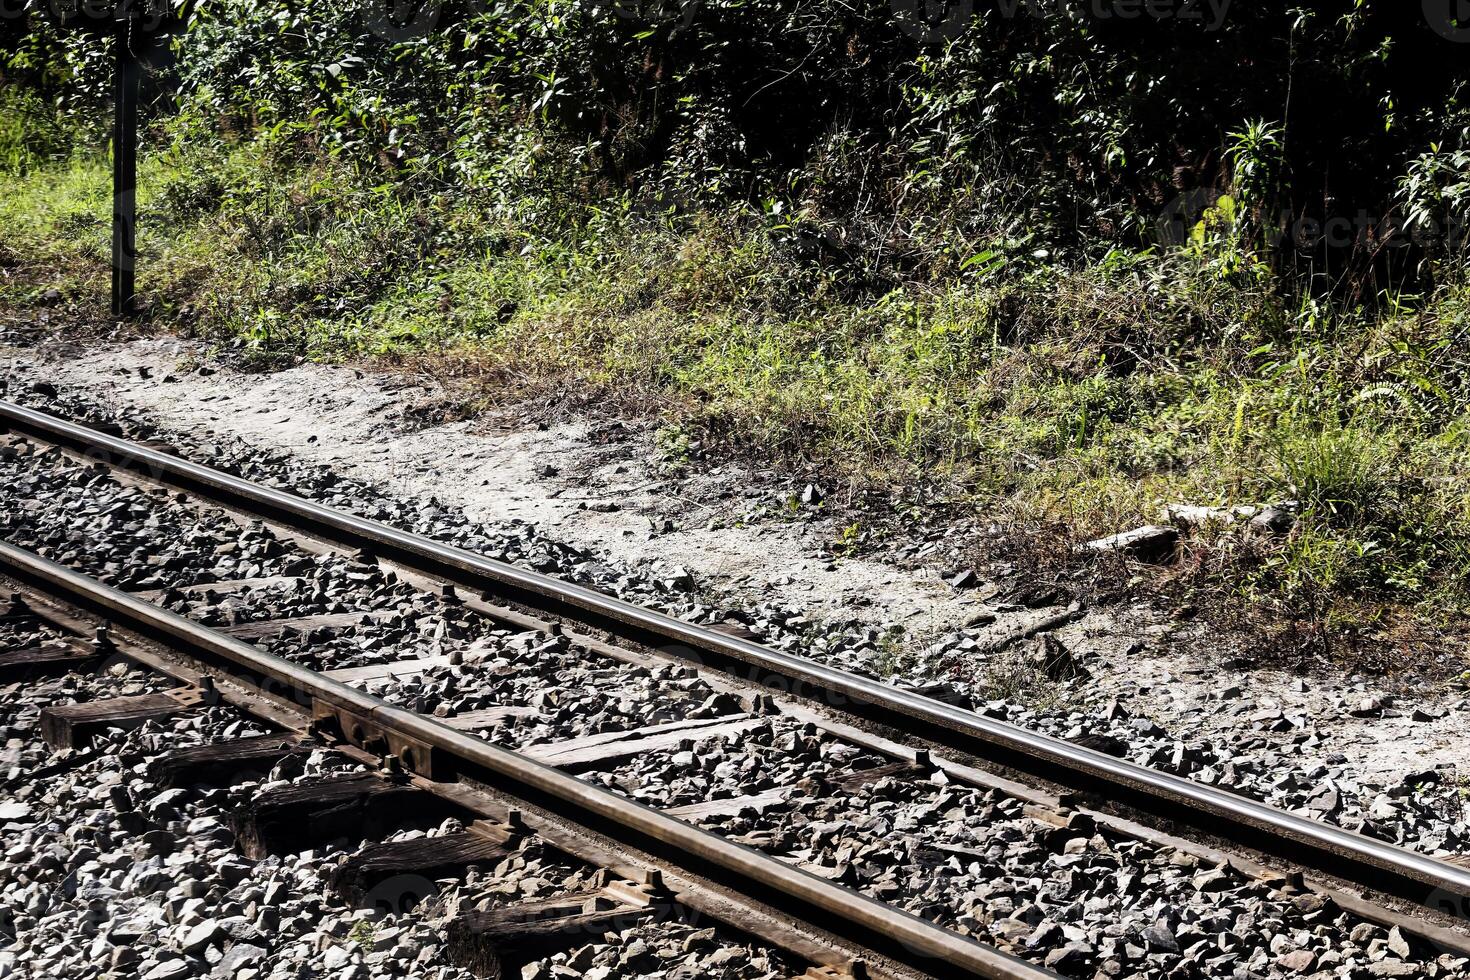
[50,2,191,317]
[112,28,141,319]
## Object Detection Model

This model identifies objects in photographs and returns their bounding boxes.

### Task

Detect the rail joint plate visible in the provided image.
[314,702,442,779]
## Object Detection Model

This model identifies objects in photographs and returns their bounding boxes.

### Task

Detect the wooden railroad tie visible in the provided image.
[437,706,542,730]
[229,771,464,859]
[40,687,204,750]
[150,733,307,788]
[330,826,513,909]
[323,655,455,685]
[519,714,764,773]
[445,880,666,980]
[222,610,395,642]
[0,636,105,683]
[664,761,926,822]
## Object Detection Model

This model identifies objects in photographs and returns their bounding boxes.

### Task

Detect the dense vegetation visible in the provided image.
[5,0,1470,662]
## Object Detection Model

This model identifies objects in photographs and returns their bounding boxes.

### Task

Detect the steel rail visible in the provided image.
[5,398,1470,909]
[0,538,1051,980]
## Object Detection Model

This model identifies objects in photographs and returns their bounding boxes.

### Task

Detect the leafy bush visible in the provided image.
[11,1,1470,293]
[7,0,1470,657]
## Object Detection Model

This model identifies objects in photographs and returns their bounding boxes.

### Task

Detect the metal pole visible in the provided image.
[111,27,140,319]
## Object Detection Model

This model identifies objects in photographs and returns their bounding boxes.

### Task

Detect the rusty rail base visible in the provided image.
[5,593,899,980]
[4,399,1470,913]
[0,539,1052,980]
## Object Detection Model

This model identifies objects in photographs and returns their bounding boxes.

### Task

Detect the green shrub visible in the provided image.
[8,0,1470,658]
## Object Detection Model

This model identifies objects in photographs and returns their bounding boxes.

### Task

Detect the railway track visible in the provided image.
[2,396,1470,979]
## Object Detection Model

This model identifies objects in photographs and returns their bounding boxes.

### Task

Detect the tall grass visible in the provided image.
[5,109,1470,657]
[1269,425,1391,529]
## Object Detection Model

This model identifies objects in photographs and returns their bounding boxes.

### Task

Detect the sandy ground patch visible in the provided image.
[5,337,1468,785]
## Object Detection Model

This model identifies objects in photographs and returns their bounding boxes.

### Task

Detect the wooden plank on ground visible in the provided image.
[522,715,761,772]
[229,772,461,859]
[331,830,511,907]
[41,689,200,749]
[324,656,452,685]
[667,785,793,821]
[0,637,101,682]
[665,762,922,823]
[223,610,391,642]
[439,706,541,730]
[779,702,1054,806]
[446,892,655,979]
[151,734,306,787]
[130,576,302,602]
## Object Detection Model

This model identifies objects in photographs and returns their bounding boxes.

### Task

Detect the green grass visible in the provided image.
[4,110,1470,666]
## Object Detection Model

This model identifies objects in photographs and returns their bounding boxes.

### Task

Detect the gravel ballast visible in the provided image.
[2,382,1470,979]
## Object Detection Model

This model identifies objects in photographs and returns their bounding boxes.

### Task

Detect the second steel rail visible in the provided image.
[3,398,1468,913]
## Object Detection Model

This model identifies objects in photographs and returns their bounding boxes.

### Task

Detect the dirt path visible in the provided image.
[6,337,1469,787]
[8,338,981,637]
